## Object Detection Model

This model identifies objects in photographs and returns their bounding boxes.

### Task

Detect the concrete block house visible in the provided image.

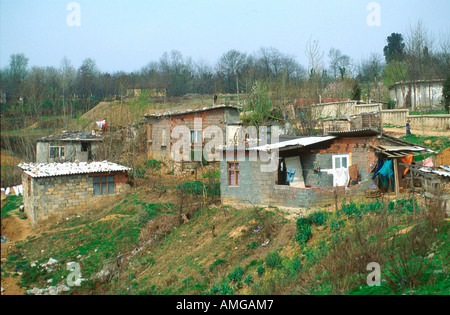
[36,131,102,163]
[220,129,434,210]
[144,105,241,170]
[18,161,131,225]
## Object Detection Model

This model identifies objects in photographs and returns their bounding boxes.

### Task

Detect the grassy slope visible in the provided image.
[2,187,448,295]
[1,96,448,295]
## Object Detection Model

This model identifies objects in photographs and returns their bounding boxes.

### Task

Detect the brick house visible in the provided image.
[18,161,131,225]
[144,105,241,169]
[36,131,102,163]
[220,129,434,210]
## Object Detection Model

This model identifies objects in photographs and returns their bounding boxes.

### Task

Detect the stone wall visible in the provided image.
[390,80,444,110]
[22,171,130,225]
[380,110,450,130]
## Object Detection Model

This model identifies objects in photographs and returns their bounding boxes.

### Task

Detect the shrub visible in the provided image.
[227,267,244,283]
[295,218,312,246]
[147,159,164,171]
[244,274,254,285]
[265,251,282,269]
[257,266,265,277]
[209,259,226,272]
[247,241,258,250]
[306,211,328,226]
[205,282,234,295]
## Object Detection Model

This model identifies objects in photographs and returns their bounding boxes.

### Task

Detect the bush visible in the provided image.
[265,251,282,269]
[306,211,328,226]
[147,159,164,171]
[257,266,265,277]
[204,282,234,295]
[247,241,258,250]
[244,274,254,285]
[295,218,312,246]
[227,267,244,283]
[209,259,226,272]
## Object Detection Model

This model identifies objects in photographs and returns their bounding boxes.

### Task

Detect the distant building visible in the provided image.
[18,161,131,225]
[321,112,382,134]
[144,105,241,169]
[36,131,102,163]
[389,79,444,110]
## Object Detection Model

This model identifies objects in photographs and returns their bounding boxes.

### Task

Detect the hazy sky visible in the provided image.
[1,0,449,73]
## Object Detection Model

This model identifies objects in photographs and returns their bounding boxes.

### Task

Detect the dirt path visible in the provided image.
[1,210,33,295]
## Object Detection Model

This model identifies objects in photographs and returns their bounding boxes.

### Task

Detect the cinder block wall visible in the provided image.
[220,137,379,210]
[22,172,130,225]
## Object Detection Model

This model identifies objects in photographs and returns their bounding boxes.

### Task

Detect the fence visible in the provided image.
[299,101,449,131]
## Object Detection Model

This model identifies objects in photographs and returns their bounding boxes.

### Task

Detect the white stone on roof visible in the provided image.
[18,161,131,178]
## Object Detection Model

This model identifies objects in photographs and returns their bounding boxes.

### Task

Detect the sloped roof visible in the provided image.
[38,131,102,142]
[144,105,240,118]
[248,136,336,152]
[18,161,131,178]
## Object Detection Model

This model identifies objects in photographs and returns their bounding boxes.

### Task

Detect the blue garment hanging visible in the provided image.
[374,159,394,188]
[372,159,384,179]
[286,168,296,183]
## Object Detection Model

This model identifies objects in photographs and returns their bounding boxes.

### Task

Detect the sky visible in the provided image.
[1,0,449,73]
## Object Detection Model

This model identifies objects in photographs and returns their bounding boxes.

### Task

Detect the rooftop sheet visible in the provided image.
[18,161,131,178]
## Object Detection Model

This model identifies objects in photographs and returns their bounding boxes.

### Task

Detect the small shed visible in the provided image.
[36,131,102,163]
[18,161,131,225]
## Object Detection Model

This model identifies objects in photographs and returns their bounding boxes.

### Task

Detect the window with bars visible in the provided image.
[228,162,240,186]
[93,175,115,196]
[49,144,65,159]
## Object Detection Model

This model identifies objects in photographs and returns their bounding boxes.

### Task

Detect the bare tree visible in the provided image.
[405,20,436,110]
[58,57,76,127]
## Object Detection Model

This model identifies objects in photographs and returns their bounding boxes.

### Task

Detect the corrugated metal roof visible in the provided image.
[18,161,131,178]
[327,128,381,137]
[420,165,450,178]
[381,145,430,152]
[249,136,336,151]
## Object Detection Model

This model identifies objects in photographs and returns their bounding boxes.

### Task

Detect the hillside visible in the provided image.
[1,95,449,297]
[77,94,239,131]
[1,163,449,296]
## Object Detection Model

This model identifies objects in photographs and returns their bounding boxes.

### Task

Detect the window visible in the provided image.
[190,130,203,144]
[333,155,349,169]
[332,154,350,187]
[93,175,115,195]
[161,128,167,147]
[228,162,240,186]
[49,144,65,159]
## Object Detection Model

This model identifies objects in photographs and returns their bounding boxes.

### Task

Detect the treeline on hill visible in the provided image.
[1,21,449,120]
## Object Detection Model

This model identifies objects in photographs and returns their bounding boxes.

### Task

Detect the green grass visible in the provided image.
[2,184,448,296]
[1,195,23,218]
[401,134,450,161]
